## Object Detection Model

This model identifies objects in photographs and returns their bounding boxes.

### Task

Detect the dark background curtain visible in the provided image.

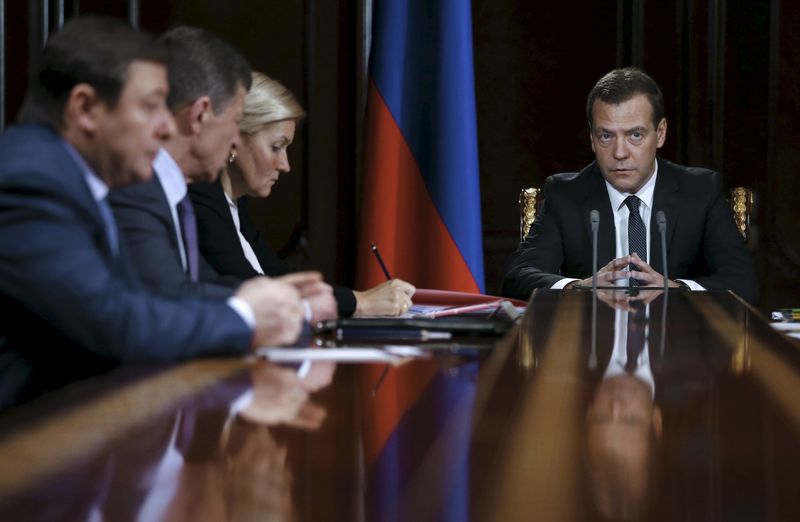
[2,0,797,310]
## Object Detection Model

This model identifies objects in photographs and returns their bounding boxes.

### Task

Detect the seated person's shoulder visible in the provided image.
[108,174,162,203]
[663,159,718,186]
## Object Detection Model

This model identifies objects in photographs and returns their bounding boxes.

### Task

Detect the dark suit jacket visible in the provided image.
[0,125,252,408]
[502,159,759,304]
[109,171,238,300]
[189,180,357,316]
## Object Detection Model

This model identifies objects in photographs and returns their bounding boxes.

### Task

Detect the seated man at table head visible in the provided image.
[108,27,336,321]
[0,16,304,408]
[502,67,758,304]
[189,72,415,317]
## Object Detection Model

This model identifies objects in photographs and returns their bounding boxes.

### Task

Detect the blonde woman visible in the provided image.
[190,73,414,317]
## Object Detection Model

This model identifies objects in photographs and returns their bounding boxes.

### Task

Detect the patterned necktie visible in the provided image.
[176,196,199,281]
[97,197,119,258]
[625,195,647,286]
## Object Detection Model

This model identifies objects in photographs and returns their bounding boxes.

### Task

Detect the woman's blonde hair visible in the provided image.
[238,72,306,135]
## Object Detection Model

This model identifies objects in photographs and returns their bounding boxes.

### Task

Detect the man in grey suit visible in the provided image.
[0,16,305,408]
[503,67,758,304]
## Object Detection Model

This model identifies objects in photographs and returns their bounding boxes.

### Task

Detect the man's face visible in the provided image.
[93,61,175,187]
[590,93,666,194]
[585,374,662,516]
[189,84,246,183]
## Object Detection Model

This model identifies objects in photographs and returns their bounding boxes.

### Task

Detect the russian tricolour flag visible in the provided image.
[357,0,484,293]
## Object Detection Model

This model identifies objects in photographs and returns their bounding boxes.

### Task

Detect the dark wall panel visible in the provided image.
[1,0,797,306]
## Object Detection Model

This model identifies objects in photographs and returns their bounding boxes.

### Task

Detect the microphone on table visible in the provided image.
[590,210,600,294]
[656,211,668,294]
[655,210,668,359]
[589,209,599,369]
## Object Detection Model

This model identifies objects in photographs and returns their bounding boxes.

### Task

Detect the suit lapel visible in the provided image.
[581,164,616,267]
[650,158,679,275]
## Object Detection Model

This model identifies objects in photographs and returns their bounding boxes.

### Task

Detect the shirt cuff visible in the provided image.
[227,296,256,329]
[676,279,706,291]
[551,278,580,290]
[302,299,313,322]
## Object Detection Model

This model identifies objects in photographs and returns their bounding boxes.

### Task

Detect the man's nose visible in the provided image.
[613,138,629,159]
[158,109,177,140]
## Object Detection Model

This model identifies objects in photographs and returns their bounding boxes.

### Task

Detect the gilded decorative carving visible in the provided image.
[519,187,541,240]
[730,186,753,240]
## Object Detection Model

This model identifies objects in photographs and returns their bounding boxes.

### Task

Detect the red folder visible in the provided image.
[412,288,527,308]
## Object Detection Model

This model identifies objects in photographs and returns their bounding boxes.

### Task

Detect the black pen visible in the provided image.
[370,242,392,280]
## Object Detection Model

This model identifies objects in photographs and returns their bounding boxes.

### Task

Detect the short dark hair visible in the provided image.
[586,67,665,130]
[18,15,168,128]
[160,26,252,114]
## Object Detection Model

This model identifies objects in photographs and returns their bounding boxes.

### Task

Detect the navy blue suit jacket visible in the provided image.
[502,159,759,304]
[109,173,238,300]
[0,125,252,408]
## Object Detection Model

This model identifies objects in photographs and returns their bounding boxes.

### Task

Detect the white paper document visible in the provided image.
[256,346,428,364]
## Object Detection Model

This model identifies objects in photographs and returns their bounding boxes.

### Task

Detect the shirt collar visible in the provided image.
[153,148,188,206]
[605,159,659,212]
[61,139,108,202]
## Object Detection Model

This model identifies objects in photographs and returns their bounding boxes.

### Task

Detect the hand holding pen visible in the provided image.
[355,242,415,316]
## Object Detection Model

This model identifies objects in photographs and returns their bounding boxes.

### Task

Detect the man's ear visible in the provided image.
[65,83,101,134]
[188,96,212,135]
[656,118,667,149]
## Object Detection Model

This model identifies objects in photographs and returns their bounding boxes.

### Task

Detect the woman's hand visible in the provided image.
[353,279,416,316]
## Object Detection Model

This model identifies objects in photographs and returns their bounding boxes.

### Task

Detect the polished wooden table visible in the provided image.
[1,289,799,521]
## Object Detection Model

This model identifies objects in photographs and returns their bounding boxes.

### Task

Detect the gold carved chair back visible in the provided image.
[519,187,542,240]
[518,185,753,241]
[730,186,753,241]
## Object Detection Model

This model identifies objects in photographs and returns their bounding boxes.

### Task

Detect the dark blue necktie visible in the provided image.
[625,195,646,286]
[176,196,199,281]
[97,197,119,257]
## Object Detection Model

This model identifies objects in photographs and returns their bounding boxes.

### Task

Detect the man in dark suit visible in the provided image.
[108,27,336,321]
[0,17,305,408]
[502,67,758,304]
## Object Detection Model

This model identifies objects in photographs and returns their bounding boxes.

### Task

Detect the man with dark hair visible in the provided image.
[108,27,336,321]
[0,16,306,408]
[503,67,758,304]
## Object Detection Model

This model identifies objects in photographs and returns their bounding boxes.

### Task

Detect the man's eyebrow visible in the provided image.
[593,126,648,134]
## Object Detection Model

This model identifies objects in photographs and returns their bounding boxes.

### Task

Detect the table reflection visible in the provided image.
[0,360,336,522]
[586,290,664,520]
[162,361,334,522]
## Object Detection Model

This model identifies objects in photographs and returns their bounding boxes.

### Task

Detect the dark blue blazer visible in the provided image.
[502,158,759,304]
[109,172,237,300]
[0,124,252,408]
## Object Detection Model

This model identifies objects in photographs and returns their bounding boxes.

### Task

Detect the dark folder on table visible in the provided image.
[313,316,513,341]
